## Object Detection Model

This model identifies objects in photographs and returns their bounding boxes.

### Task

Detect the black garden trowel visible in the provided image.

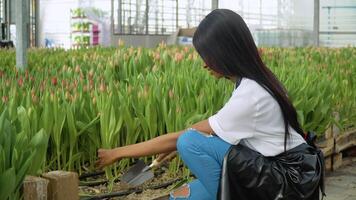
[121,151,177,187]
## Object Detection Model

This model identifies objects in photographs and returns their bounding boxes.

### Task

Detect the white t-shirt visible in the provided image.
[208,78,305,156]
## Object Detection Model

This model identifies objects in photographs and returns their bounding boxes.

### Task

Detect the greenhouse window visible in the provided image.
[113,0,212,35]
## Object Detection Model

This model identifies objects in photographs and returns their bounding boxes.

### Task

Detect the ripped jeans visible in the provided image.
[170,129,231,200]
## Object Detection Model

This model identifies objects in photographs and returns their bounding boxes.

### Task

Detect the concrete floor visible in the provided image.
[324,159,356,200]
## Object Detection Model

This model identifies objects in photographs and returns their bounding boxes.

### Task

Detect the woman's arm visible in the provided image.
[96,119,213,168]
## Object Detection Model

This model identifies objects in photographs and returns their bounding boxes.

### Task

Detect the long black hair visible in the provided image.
[193,9,305,149]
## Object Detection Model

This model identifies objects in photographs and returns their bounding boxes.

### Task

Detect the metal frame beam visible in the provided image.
[212,0,218,10]
[35,0,39,46]
[16,0,28,70]
[313,0,320,46]
[5,0,10,40]
[320,31,356,35]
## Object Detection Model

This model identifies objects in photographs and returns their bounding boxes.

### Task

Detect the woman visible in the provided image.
[96,9,324,200]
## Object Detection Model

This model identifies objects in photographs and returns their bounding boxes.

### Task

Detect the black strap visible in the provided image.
[305,131,326,199]
[318,149,326,200]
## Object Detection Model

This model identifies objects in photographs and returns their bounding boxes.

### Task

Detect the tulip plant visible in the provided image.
[0,108,48,199]
[0,45,355,194]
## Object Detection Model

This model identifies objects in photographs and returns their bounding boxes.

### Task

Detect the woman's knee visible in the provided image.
[176,130,201,154]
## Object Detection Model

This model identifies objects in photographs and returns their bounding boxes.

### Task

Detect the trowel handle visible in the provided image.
[149,151,177,168]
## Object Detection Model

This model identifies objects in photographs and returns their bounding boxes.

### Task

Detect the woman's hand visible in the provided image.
[156,152,171,162]
[95,149,121,169]
[152,151,177,167]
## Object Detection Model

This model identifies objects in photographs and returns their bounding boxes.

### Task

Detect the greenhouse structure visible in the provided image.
[0,0,355,200]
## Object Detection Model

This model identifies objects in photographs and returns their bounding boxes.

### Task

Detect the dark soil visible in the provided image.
[79,166,185,200]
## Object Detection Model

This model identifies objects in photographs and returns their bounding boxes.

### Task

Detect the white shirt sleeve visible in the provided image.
[208,81,257,144]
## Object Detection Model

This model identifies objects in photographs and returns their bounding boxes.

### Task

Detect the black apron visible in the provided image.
[218,134,325,200]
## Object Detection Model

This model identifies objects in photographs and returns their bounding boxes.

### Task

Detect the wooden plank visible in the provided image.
[319,137,334,157]
[332,152,343,170]
[324,127,333,139]
[335,129,356,153]
[42,171,79,200]
[324,156,332,172]
[320,128,356,172]
[23,176,48,200]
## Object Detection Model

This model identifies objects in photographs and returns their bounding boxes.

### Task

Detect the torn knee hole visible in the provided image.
[171,184,190,198]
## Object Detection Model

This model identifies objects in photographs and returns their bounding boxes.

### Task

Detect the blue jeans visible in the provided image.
[170,130,231,200]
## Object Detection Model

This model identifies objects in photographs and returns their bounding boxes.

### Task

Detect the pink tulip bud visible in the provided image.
[184,46,189,53]
[176,107,181,113]
[25,70,29,80]
[5,79,10,87]
[174,52,184,62]
[50,92,55,101]
[152,65,159,72]
[89,79,94,88]
[40,83,45,92]
[88,69,94,79]
[2,96,8,103]
[129,48,134,55]
[258,48,264,56]
[99,82,106,92]
[74,80,78,87]
[61,79,66,87]
[18,77,24,87]
[75,65,81,73]
[31,94,38,104]
[169,90,174,98]
[65,91,70,100]
[51,77,58,86]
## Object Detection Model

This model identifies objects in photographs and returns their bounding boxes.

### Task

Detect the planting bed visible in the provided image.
[0,45,355,199]
[79,163,186,199]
